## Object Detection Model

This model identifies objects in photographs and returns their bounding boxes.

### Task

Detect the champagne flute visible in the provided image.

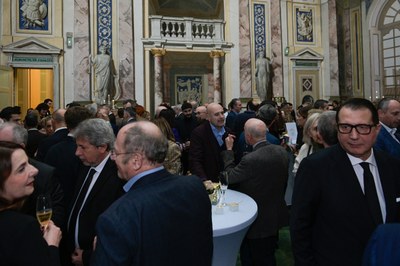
[219,171,229,206]
[36,195,53,228]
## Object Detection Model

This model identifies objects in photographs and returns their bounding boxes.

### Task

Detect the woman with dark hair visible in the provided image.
[0,141,62,265]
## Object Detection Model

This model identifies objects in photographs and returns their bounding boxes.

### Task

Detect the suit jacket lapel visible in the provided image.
[332,145,370,210]
[205,123,221,155]
[85,158,116,204]
[374,149,398,222]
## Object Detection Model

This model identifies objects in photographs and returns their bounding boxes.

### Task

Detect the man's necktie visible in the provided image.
[360,162,383,225]
[394,131,400,142]
[68,168,96,231]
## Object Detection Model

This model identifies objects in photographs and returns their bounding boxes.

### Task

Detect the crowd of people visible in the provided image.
[0,94,399,265]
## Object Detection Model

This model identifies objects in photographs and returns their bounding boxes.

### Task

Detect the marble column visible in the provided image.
[239,0,252,98]
[270,0,283,98]
[328,0,339,97]
[210,50,225,103]
[163,64,171,104]
[151,48,166,107]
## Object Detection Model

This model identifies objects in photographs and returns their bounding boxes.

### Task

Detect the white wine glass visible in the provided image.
[219,171,229,206]
[36,195,53,229]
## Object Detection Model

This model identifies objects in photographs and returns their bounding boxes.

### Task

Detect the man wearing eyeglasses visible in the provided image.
[66,118,124,266]
[92,121,213,265]
[291,98,400,266]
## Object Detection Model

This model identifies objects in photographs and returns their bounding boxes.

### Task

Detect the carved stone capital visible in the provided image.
[209,50,225,58]
[151,48,166,57]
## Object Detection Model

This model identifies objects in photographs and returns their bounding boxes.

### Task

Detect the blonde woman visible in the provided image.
[293,112,324,175]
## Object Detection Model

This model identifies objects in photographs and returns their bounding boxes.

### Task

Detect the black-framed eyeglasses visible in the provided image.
[337,123,376,135]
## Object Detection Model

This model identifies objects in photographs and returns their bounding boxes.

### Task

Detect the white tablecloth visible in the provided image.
[212,189,258,266]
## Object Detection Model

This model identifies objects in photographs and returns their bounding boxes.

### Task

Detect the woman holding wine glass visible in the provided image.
[0,141,62,265]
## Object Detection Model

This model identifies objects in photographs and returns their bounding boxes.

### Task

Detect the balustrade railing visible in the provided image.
[145,15,231,49]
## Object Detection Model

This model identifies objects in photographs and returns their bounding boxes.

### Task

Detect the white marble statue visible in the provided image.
[91,46,119,103]
[20,0,48,28]
[255,51,272,100]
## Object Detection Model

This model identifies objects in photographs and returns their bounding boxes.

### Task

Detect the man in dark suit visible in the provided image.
[36,108,68,161]
[65,118,124,266]
[176,101,198,174]
[92,121,212,265]
[24,110,47,157]
[290,98,400,266]
[374,98,400,159]
[222,118,288,266]
[225,98,242,130]
[0,122,65,227]
[189,102,230,182]
[45,106,93,210]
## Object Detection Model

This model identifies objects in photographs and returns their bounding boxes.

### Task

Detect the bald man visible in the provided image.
[92,121,212,265]
[222,118,289,266]
[189,102,230,181]
[195,105,207,123]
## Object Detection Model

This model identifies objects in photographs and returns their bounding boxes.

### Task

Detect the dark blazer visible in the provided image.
[92,169,213,266]
[45,136,82,209]
[0,210,60,266]
[374,126,400,159]
[67,158,124,265]
[26,129,47,158]
[20,159,65,228]
[175,115,198,142]
[225,110,238,130]
[222,141,289,238]
[189,122,229,182]
[290,144,400,266]
[362,223,400,265]
[233,110,256,137]
[36,128,69,161]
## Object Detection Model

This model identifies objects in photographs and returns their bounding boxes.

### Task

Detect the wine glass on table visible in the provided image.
[219,171,229,206]
[36,195,53,229]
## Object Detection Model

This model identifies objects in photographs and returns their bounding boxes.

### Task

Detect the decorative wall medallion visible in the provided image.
[302,78,313,92]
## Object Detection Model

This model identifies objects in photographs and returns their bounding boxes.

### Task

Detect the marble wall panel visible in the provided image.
[270,0,283,97]
[74,0,90,101]
[328,0,339,96]
[239,0,252,98]
[118,1,134,100]
[343,9,353,96]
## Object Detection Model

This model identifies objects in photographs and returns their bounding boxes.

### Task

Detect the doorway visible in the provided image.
[15,68,54,116]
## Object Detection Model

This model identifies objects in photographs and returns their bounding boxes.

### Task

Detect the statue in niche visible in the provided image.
[20,0,48,28]
[90,46,121,104]
[255,50,272,100]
